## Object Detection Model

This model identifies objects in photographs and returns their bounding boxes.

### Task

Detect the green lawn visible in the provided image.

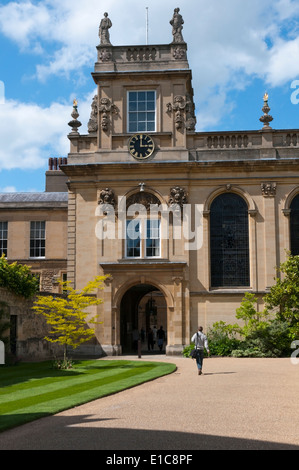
[0,359,176,432]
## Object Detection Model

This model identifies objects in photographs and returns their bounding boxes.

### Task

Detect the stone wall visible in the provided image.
[0,287,104,361]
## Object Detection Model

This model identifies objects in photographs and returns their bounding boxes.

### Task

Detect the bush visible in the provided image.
[207,321,241,356]
[231,319,291,357]
[0,255,39,299]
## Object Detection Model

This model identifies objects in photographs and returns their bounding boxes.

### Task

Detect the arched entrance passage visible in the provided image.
[120,284,167,354]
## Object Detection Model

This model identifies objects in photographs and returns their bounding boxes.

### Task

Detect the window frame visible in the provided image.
[125,218,161,259]
[210,193,250,288]
[290,194,299,255]
[30,221,46,259]
[0,221,8,257]
[127,90,157,134]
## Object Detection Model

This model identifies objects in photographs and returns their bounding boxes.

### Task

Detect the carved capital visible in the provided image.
[98,188,116,215]
[168,186,188,208]
[261,182,277,197]
[172,276,184,285]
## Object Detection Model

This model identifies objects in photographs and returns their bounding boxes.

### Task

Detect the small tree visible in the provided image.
[235,292,270,338]
[33,275,108,365]
[264,253,299,340]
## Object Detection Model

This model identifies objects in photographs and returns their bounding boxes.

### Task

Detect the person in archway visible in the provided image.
[157,325,165,351]
[191,326,210,375]
[147,328,154,351]
[132,328,139,352]
[152,325,157,348]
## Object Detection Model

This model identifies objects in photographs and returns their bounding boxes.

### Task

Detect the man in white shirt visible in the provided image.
[191,326,210,375]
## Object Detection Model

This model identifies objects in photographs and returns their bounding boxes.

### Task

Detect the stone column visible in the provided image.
[166,276,184,355]
[261,182,277,289]
[67,188,76,287]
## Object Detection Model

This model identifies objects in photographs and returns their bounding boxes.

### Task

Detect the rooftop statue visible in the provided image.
[170,8,185,43]
[99,12,112,45]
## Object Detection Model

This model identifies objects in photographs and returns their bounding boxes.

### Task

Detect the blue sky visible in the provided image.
[0,0,299,192]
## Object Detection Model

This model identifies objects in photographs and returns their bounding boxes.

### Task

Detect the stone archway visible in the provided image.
[120,284,167,354]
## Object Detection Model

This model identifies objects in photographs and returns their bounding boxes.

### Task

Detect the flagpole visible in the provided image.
[146,7,149,45]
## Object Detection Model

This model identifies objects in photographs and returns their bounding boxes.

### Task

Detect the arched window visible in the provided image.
[290,194,299,255]
[210,193,249,287]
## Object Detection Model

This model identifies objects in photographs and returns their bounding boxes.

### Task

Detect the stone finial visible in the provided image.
[259,92,273,130]
[68,99,82,135]
[170,8,185,43]
[99,12,112,45]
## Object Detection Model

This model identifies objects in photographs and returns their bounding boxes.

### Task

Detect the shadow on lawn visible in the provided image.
[0,413,298,450]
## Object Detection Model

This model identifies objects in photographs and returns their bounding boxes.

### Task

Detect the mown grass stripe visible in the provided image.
[0,363,159,414]
[0,360,127,388]
[0,360,176,432]
[0,363,143,404]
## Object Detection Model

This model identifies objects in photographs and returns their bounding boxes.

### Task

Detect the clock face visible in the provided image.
[128,134,155,160]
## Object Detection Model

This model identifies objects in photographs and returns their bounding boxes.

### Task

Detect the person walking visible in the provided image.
[191,326,210,375]
[147,328,154,351]
[157,325,165,351]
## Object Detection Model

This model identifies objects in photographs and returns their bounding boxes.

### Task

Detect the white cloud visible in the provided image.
[0,0,299,133]
[0,186,17,193]
[0,1,50,49]
[0,90,95,171]
[266,37,299,86]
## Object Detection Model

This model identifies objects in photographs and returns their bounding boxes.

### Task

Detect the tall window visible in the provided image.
[30,221,46,258]
[128,91,156,133]
[210,193,249,287]
[290,195,299,255]
[126,219,160,258]
[0,222,8,257]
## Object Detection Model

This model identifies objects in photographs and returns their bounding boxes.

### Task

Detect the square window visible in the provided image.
[128,91,156,133]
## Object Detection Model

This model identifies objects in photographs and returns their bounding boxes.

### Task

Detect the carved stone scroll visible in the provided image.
[88,95,98,133]
[166,95,196,131]
[98,98,117,132]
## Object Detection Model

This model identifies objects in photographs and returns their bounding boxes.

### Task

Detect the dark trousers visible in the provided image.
[196,349,204,370]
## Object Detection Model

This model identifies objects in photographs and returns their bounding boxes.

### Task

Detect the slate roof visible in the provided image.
[0,192,68,203]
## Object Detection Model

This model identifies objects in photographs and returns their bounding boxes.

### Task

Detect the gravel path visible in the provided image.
[1,356,298,450]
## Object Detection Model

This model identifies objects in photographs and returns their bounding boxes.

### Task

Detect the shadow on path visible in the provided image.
[0,414,298,450]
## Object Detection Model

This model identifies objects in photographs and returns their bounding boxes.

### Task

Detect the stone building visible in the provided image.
[1,9,299,358]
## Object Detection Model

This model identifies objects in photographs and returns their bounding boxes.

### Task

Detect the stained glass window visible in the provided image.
[210,193,249,287]
[290,195,299,255]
